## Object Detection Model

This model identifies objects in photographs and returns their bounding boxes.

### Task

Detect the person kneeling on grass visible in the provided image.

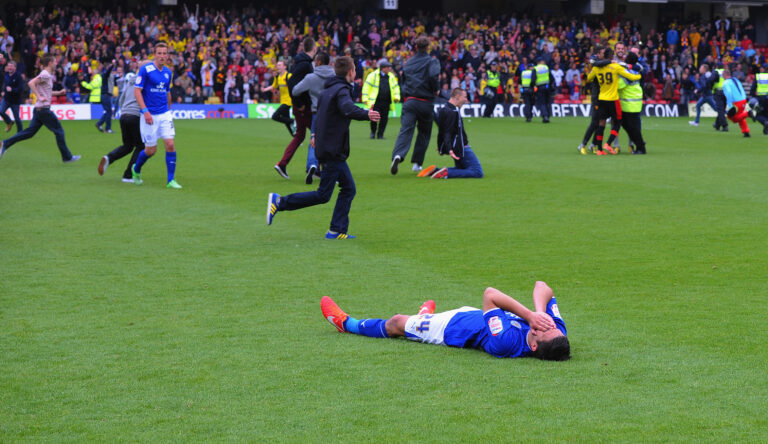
[321,281,570,361]
[419,87,483,179]
[266,56,380,240]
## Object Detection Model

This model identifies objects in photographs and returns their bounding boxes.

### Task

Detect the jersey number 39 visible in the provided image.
[597,72,614,85]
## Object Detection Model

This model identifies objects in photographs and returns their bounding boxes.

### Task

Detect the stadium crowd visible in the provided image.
[0,4,766,107]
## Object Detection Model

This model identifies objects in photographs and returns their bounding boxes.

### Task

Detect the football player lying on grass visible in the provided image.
[321,281,570,361]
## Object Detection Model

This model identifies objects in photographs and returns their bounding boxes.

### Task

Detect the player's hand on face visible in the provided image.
[368,109,380,121]
[529,311,555,332]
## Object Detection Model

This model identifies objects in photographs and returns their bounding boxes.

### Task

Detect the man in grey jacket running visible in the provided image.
[97,67,144,182]
[293,52,334,184]
[390,35,440,175]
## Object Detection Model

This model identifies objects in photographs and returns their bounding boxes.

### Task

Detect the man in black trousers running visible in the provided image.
[98,68,144,182]
[267,57,380,239]
[390,35,440,175]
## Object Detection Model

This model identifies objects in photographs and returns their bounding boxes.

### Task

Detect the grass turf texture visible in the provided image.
[1,116,766,442]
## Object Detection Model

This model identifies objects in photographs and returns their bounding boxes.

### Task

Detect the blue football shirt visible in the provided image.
[443,297,567,358]
[134,62,173,115]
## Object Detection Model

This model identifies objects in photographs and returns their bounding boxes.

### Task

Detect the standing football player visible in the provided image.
[131,42,182,189]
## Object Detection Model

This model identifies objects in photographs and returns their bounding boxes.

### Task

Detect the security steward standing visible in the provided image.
[531,57,552,123]
[363,58,400,139]
[482,61,501,118]
[81,60,107,132]
[712,66,728,131]
[520,65,534,122]
[617,52,647,154]
[390,35,441,175]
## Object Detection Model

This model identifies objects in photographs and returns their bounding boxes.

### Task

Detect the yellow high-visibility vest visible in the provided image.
[362,69,401,110]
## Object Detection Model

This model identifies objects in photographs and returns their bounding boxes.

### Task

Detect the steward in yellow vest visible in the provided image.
[81,62,103,103]
[616,53,646,154]
[362,59,401,139]
[482,61,502,118]
[531,58,552,123]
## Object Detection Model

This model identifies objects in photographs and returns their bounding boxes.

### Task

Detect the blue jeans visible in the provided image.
[306,113,318,172]
[694,95,716,123]
[278,160,356,234]
[447,147,483,179]
[0,98,22,132]
[2,107,74,160]
[97,94,112,130]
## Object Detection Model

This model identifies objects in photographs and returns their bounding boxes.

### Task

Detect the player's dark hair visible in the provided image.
[451,87,465,98]
[603,47,614,60]
[334,56,354,77]
[415,35,429,51]
[532,335,571,361]
[625,52,638,65]
[40,54,55,67]
[314,51,330,66]
[302,37,316,53]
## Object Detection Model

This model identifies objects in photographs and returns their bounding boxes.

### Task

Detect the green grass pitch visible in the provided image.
[1,116,767,442]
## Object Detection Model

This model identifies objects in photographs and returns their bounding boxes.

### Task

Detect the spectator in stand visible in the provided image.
[551,63,564,93]
[662,73,674,102]
[201,57,216,98]
[171,79,185,103]
[679,69,695,105]
[565,62,581,100]
[192,86,206,104]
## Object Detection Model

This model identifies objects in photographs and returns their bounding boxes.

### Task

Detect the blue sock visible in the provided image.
[344,317,360,334]
[345,317,389,338]
[134,150,150,173]
[166,151,177,182]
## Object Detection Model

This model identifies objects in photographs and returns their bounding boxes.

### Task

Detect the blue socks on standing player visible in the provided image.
[166,151,177,182]
[134,149,151,173]
[344,317,389,338]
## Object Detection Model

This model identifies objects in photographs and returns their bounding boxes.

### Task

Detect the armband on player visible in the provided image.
[141,107,149,113]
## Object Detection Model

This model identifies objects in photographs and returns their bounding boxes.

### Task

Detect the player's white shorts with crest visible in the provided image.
[404,306,477,345]
[140,111,175,146]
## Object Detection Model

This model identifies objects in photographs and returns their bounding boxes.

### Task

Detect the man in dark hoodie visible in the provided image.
[274,37,317,180]
[390,35,440,175]
[266,56,380,240]
[1,60,24,133]
[293,51,334,184]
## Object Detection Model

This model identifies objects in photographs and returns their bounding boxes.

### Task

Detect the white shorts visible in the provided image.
[140,111,175,146]
[404,306,478,345]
